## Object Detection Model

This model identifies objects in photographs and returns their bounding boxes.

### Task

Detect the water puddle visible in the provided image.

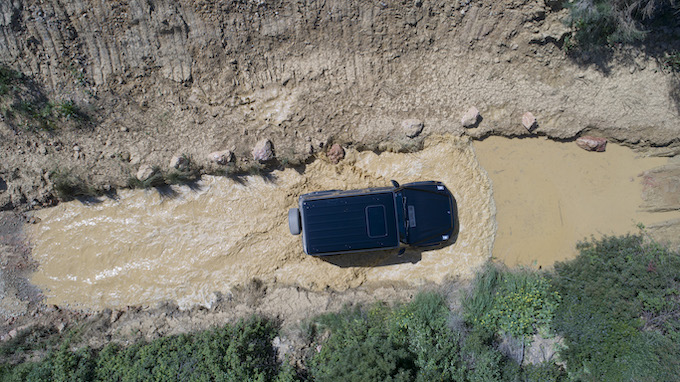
[28,136,495,309]
[474,136,679,267]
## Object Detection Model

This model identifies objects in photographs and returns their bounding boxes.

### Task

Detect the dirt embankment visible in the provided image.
[1,0,680,211]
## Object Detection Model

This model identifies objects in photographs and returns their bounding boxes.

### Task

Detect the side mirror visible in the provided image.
[391,180,400,188]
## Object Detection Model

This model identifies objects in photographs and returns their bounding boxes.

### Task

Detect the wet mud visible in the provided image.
[474,137,680,267]
[28,136,495,309]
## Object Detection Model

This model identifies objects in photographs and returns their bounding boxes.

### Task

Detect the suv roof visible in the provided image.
[300,190,400,255]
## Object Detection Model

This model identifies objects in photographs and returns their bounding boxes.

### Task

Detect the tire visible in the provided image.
[288,208,301,235]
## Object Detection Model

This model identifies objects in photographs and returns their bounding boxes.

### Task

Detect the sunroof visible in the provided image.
[365,205,388,238]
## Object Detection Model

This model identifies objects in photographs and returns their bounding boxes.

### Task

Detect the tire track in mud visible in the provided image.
[27,135,495,309]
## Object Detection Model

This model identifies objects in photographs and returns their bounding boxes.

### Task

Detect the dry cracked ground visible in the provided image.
[1,0,680,354]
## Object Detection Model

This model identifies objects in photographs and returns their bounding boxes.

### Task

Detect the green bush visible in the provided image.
[308,292,529,382]
[0,317,296,382]
[565,0,679,46]
[552,235,680,380]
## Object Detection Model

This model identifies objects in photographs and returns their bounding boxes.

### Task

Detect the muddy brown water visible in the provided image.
[28,136,495,309]
[28,135,678,309]
[474,136,679,267]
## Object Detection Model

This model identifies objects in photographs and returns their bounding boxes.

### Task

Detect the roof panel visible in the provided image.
[301,192,399,255]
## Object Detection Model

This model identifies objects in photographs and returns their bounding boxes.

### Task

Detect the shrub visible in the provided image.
[308,292,526,381]
[464,265,560,345]
[565,0,679,46]
[552,235,680,380]
[0,317,295,382]
[50,168,99,201]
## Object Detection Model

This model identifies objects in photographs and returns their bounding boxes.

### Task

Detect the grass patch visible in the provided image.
[0,64,89,131]
[662,51,680,72]
[50,168,99,201]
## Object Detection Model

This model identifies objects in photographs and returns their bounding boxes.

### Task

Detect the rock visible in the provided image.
[252,139,275,162]
[208,150,234,165]
[169,155,189,170]
[521,112,537,131]
[73,145,81,152]
[461,107,481,128]
[327,144,345,164]
[575,136,607,152]
[120,126,129,132]
[110,309,123,324]
[136,164,156,181]
[401,119,424,138]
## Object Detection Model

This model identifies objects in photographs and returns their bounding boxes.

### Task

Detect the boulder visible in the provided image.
[252,139,274,162]
[208,150,234,165]
[461,107,481,128]
[327,144,345,164]
[169,155,189,170]
[522,112,537,131]
[575,136,607,152]
[136,164,156,181]
[401,119,424,138]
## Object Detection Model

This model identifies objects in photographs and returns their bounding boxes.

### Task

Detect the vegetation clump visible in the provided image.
[552,235,680,381]
[0,64,88,131]
[0,317,297,382]
[565,0,679,47]
[50,168,100,201]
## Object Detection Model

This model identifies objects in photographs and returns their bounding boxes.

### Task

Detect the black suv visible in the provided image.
[289,181,457,256]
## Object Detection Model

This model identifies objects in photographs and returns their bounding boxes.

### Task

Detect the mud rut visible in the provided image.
[27,134,680,310]
[28,136,495,309]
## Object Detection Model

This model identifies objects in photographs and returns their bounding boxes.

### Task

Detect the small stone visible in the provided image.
[73,145,81,152]
[169,155,189,170]
[401,119,424,138]
[208,150,234,165]
[39,146,47,155]
[252,139,275,162]
[575,136,607,152]
[120,126,129,132]
[521,112,537,131]
[461,106,481,128]
[306,143,314,155]
[136,164,156,181]
[327,143,345,164]
[110,309,123,324]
